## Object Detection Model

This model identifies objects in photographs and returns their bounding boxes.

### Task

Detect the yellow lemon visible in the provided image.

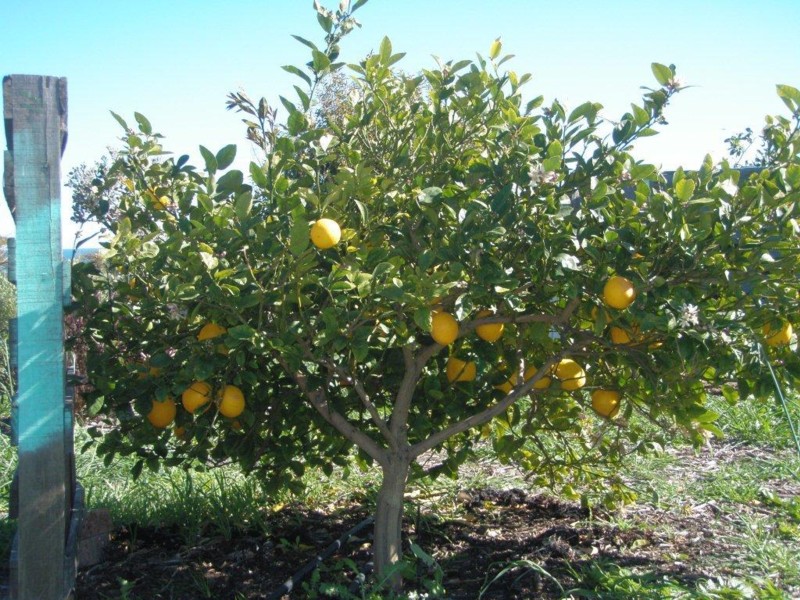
[495,366,550,393]
[197,322,226,341]
[446,357,477,383]
[310,218,342,250]
[530,368,552,390]
[181,381,212,414]
[763,321,793,347]
[603,276,636,310]
[555,359,586,391]
[495,378,514,394]
[475,310,504,342]
[218,385,245,418]
[591,389,621,418]
[431,311,459,345]
[610,326,637,345]
[147,397,177,428]
[173,425,188,440]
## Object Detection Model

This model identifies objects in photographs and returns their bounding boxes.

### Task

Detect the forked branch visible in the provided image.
[277,356,388,465]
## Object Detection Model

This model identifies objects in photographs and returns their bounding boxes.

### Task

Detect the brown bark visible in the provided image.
[373,457,410,589]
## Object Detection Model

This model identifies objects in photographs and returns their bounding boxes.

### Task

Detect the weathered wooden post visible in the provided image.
[4,74,82,600]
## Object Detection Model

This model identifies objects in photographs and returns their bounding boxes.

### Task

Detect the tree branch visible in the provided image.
[319,358,397,451]
[389,345,420,444]
[277,355,388,465]
[409,298,584,459]
[293,338,395,447]
[460,296,583,336]
[409,352,564,459]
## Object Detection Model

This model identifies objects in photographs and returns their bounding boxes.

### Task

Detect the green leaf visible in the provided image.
[197,193,213,213]
[694,410,719,424]
[249,162,268,188]
[312,49,331,73]
[330,281,355,292]
[140,241,159,259]
[352,0,369,10]
[87,395,105,416]
[568,101,600,124]
[721,384,739,404]
[131,459,144,481]
[287,111,307,136]
[282,65,312,86]
[234,191,253,220]
[291,34,319,52]
[413,306,432,332]
[651,63,673,86]
[279,96,297,115]
[290,210,310,257]
[228,325,256,341]
[216,144,237,170]
[217,170,244,193]
[631,104,650,126]
[134,112,152,135]
[199,145,218,175]
[317,12,333,32]
[379,36,392,63]
[489,38,502,60]
[776,84,800,112]
[110,110,129,131]
[353,198,368,226]
[675,178,695,201]
[701,423,724,438]
[294,86,311,111]
[630,163,657,180]
[388,52,407,67]
[547,140,563,158]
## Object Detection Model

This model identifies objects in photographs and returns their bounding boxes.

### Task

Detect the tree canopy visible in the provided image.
[73,0,800,584]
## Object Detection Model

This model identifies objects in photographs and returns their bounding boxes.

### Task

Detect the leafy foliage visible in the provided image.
[72,0,800,580]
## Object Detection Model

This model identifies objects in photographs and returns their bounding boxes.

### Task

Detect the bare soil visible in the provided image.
[73,442,800,599]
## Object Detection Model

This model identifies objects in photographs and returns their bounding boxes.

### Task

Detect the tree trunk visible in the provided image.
[373,457,410,589]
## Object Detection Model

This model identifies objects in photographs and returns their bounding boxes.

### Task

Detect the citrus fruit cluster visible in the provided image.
[144,322,247,432]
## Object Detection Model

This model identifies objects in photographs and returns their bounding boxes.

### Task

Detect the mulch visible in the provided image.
[74,485,741,599]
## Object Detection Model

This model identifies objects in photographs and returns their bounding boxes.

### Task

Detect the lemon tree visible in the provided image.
[73,0,800,586]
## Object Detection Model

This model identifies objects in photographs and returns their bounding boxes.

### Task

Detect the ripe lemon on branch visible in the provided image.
[591,389,621,418]
[182,381,212,414]
[446,357,477,383]
[555,359,586,391]
[197,322,226,341]
[603,276,636,310]
[218,385,245,418]
[610,325,639,345]
[495,365,551,393]
[147,397,177,428]
[431,311,459,345]
[475,310,504,342]
[310,218,341,250]
[763,321,793,346]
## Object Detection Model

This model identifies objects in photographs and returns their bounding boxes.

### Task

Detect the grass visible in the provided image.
[1,391,799,598]
[76,430,275,542]
[597,393,800,597]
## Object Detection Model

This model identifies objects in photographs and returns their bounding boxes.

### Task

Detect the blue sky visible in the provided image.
[2,0,799,244]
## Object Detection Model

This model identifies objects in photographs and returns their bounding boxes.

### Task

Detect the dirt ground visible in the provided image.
[73,446,781,600]
[0,440,793,598]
